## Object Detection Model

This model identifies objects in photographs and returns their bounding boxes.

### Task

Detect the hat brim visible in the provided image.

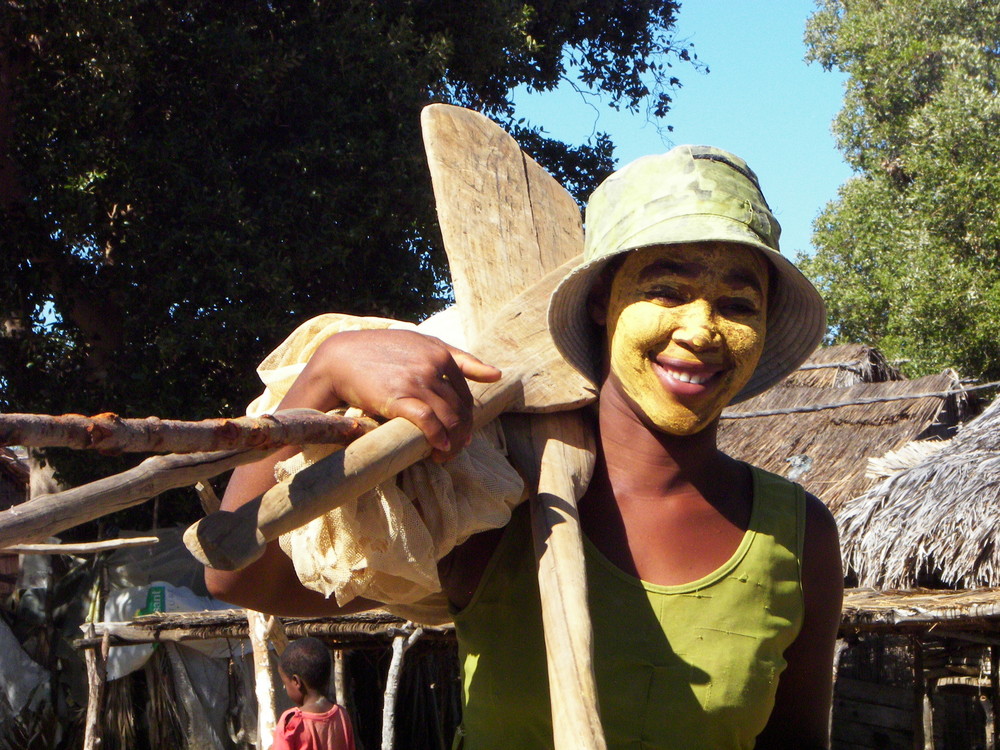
[546,217,827,404]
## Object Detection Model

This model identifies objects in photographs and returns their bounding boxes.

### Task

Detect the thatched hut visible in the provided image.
[839,394,1000,590]
[719,371,970,514]
[719,350,993,750]
[781,343,905,388]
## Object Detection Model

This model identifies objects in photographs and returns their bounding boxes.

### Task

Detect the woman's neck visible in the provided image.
[596,379,730,499]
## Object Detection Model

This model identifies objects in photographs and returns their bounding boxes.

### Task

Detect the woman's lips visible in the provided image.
[652,356,726,396]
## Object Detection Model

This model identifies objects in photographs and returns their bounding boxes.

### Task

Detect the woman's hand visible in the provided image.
[285,328,501,461]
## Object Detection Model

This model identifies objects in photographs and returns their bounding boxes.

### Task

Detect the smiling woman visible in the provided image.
[205,144,845,750]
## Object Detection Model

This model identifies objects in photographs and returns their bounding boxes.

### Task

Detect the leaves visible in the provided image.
[802,0,1000,382]
[0,0,688,531]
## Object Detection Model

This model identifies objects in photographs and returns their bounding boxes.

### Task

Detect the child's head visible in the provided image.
[548,145,826,431]
[278,637,332,705]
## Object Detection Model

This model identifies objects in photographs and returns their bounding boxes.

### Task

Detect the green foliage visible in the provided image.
[800,0,1000,381]
[0,0,689,530]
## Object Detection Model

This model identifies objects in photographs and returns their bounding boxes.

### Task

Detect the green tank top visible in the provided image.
[451,464,806,750]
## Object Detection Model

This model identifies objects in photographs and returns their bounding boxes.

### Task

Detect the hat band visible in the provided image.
[585,196,777,260]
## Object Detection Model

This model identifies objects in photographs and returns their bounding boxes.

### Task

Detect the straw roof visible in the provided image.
[719,372,966,513]
[838,394,1000,590]
[79,609,455,650]
[840,587,1000,636]
[782,344,904,388]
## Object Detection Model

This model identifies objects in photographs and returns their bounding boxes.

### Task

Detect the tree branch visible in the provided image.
[0,408,379,453]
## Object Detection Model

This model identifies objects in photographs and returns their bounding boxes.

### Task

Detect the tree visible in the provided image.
[799,0,1000,381]
[0,1,694,529]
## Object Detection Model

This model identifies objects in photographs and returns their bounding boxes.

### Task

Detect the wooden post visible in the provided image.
[334,649,347,707]
[912,637,936,750]
[248,610,278,750]
[82,628,109,750]
[922,679,936,750]
[381,624,423,750]
[992,646,999,750]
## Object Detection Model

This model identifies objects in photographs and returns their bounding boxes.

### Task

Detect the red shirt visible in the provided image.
[272,705,355,750]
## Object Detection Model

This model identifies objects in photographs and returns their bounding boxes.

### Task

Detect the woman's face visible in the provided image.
[603,241,769,436]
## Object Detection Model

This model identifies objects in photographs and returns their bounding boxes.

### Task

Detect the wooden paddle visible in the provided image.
[423,103,607,749]
[184,104,593,566]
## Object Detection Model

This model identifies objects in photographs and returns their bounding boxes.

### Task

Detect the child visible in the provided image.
[273,637,355,750]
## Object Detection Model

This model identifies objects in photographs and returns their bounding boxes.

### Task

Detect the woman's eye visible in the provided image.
[645,286,685,304]
[720,299,759,316]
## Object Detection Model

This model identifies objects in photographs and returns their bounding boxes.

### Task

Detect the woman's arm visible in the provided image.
[755,492,844,750]
[203,328,500,614]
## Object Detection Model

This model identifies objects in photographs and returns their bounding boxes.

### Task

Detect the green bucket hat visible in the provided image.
[546,145,827,403]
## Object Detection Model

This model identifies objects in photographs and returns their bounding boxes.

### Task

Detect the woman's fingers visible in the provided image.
[447,344,502,383]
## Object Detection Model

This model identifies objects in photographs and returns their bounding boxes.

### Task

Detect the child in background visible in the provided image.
[273,637,355,750]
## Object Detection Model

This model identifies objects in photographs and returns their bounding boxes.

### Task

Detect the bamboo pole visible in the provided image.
[0,409,377,453]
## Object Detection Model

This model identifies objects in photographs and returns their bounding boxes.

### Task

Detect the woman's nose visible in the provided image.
[672,301,721,351]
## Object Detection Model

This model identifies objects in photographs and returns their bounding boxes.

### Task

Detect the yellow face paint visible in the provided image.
[604,242,769,435]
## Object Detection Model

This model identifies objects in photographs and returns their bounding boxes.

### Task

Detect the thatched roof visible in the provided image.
[79,609,455,650]
[841,587,1000,636]
[838,394,1000,589]
[719,372,968,513]
[782,344,904,388]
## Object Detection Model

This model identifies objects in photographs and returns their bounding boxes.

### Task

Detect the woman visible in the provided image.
[207,145,843,749]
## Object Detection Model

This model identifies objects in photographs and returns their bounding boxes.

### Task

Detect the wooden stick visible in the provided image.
[0,409,377,453]
[3,537,159,554]
[265,614,289,657]
[334,650,347,706]
[195,481,222,514]
[527,412,605,750]
[0,447,276,548]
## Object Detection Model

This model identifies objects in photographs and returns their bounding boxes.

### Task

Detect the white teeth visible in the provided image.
[667,369,711,385]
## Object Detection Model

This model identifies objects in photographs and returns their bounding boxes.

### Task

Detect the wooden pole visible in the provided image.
[334,650,347,707]
[0,447,276,548]
[381,624,423,750]
[992,646,999,750]
[248,610,278,750]
[0,409,377,453]
[526,412,605,750]
[82,628,109,750]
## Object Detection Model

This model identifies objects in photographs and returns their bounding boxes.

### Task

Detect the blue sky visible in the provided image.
[512,0,853,256]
